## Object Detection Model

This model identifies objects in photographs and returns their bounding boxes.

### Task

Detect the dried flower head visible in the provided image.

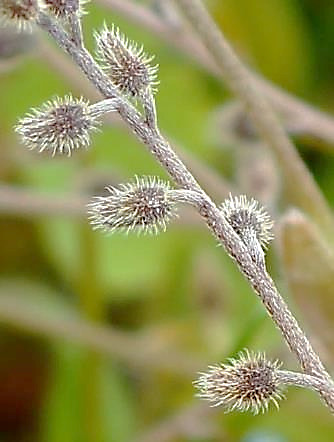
[220,194,274,250]
[95,24,158,97]
[88,176,178,234]
[0,0,39,30]
[15,95,101,156]
[42,0,86,18]
[194,350,284,414]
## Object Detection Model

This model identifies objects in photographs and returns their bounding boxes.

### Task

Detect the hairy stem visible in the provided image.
[277,370,334,409]
[67,12,84,47]
[35,11,334,411]
[277,370,334,393]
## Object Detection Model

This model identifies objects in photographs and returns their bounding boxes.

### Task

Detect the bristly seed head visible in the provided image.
[15,95,101,156]
[42,0,87,18]
[95,24,159,98]
[220,194,274,250]
[194,350,284,414]
[87,176,178,235]
[0,0,39,31]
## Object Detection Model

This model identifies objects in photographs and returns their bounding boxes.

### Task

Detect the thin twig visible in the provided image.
[253,77,334,148]
[0,184,203,227]
[0,292,201,376]
[277,370,334,395]
[98,0,334,149]
[277,370,334,412]
[34,11,334,411]
[176,0,333,239]
[0,184,86,216]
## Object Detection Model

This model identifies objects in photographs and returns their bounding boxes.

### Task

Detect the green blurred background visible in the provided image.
[0,0,334,441]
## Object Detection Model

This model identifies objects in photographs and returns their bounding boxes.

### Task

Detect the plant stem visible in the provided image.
[0,291,202,375]
[35,11,334,412]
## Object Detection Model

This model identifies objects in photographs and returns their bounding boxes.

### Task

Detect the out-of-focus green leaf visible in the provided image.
[36,218,82,287]
[100,362,137,442]
[96,227,201,301]
[212,0,313,92]
[40,344,84,442]
[41,349,137,442]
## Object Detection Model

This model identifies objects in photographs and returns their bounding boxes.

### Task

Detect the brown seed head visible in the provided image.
[95,24,158,98]
[87,176,178,235]
[43,0,87,18]
[0,0,39,30]
[194,350,284,414]
[15,95,100,156]
[221,194,274,250]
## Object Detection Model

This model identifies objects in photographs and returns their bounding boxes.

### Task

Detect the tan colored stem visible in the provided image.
[0,184,86,216]
[0,292,201,376]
